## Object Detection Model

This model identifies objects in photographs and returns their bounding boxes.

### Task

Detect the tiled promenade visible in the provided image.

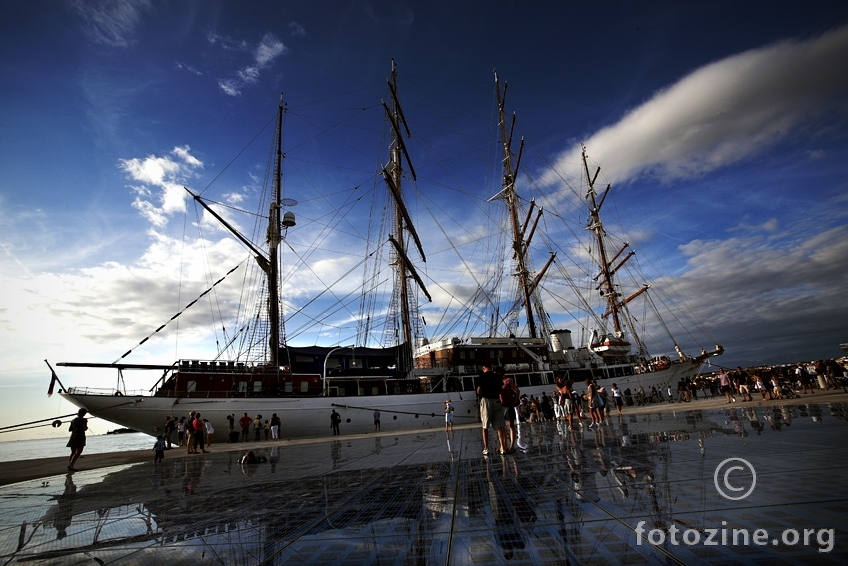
[1,394,847,565]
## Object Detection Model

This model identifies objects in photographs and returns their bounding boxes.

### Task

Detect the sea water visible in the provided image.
[0,432,153,462]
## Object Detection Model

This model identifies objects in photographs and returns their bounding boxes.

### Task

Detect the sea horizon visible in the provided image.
[0,432,154,462]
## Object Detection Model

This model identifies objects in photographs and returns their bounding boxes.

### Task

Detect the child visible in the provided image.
[204,418,214,446]
[153,435,166,463]
[238,450,267,464]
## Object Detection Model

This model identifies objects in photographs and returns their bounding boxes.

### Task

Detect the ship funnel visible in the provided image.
[550,329,573,352]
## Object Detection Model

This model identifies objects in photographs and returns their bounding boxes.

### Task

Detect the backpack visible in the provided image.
[499,379,520,407]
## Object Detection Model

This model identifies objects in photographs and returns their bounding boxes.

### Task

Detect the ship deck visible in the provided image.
[2,391,847,565]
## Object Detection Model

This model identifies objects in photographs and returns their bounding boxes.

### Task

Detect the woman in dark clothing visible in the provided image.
[67,408,88,471]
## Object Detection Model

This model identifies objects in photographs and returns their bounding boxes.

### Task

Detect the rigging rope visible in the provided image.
[1,396,143,434]
[111,263,243,364]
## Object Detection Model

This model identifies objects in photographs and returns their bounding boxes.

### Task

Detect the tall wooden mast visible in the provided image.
[266,95,285,367]
[495,73,542,339]
[582,146,625,337]
[382,61,430,373]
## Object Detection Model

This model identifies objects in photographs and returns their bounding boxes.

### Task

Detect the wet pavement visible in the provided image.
[1,400,847,565]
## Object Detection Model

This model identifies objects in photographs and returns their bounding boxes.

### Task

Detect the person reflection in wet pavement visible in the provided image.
[331,440,342,468]
[52,473,76,539]
[485,453,535,559]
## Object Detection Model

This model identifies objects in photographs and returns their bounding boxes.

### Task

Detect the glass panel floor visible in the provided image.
[1,402,846,565]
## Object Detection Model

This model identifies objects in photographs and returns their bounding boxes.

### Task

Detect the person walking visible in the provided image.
[719,369,736,403]
[331,409,341,435]
[611,383,624,416]
[797,365,814,394]
[476,363,507,455]
[445,400,454,431]
[373,409,381,431]
[500,371,520,453]
[586,379,605,427]
[270,413,281,440]
[555,377,576,431]
[66,408,88,471]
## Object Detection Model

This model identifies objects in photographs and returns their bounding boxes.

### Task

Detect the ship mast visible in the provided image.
[582,146,625,337]
[182,95,291,367]
[382,61,430,373]
[266,95,285,367]
[495,73,547,339]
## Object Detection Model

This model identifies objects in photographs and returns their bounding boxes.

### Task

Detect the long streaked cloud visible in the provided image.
[541,23,848,190]
[69,0,154,47]
[214,33,287,97]
[120,146,203,227]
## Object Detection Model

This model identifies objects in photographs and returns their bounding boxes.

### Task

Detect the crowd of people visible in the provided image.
[148,407,351,465]
[65,357,844,468]
[471,357,848,453]
[474,363,634,454]
[669,358,847,404]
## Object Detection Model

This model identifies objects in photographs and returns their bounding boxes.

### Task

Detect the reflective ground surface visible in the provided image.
[1,402,847,565]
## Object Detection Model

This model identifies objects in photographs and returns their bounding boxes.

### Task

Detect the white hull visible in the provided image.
[60,389,486,439]
[569,359,704,394]
[60,359,701,438]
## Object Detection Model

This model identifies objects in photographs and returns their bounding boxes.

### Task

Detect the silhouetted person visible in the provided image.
[66,408,87,471]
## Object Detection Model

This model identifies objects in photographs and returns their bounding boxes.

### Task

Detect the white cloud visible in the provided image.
[218,79,241,97]
[289,22,306,37]
[731,217,780,233]
[70,0,154,47]
[119,146,204,227]
[174,61,203,76]
[0,233,253,412]
[541,24,848,191]
[216,33,287,97]
[206,31,248,51]
[668,223,848,339]
[255,33,286,65]
[238,66,260,84]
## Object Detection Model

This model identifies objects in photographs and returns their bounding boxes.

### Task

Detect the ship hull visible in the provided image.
[59,359,703,438]
[60,389,488,439]
[556,358,705,395]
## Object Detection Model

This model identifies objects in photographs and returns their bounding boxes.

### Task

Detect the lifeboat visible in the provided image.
[590,335,632,356]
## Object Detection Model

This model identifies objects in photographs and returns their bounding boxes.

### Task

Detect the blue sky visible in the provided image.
[2,1,847,440]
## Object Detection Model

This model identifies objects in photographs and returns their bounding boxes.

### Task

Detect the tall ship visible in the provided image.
[49,64,722,438]
[411,74,723,395]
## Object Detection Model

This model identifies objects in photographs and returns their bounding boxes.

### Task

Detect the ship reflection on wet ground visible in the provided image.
[1,403,847,565]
